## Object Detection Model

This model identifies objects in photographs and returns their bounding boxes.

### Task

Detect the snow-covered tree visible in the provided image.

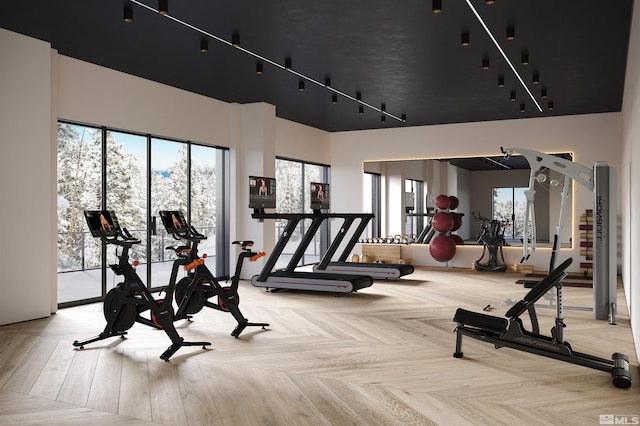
[191,154,217,233]
[492,187,528,239]
[57,123,102,271]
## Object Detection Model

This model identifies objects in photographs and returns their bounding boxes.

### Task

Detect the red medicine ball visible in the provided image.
[451,212,463,231]
[448,196,459,210]
[429,235,457,262]
[450,234,465,245]
[432,212,454,233]
[435,194,450,210]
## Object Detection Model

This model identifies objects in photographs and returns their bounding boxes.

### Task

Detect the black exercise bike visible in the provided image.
[158,210,269,337]
[73,210,211,361]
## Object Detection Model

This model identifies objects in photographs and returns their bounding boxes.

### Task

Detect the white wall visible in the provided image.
[275,118,331,166]
[58,57,232,146]
[620,0,640,360]
[0,29,54,324]
[455,167,471,241]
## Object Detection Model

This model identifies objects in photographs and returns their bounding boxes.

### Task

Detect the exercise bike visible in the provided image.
[452,257,632,388]
[158,210,269,337]
[73,210,211,361]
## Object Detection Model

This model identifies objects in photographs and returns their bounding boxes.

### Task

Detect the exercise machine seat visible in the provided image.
[453,309,508,333]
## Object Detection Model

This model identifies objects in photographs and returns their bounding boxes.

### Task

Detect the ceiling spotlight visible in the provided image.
[285,57,292,70]
[232,33,240,47]
[159,0,168,15]
[359,105,364,114]
[548,101,554,110]
[123,4,133,22]
[256,61,263,75]
[482,55,490,70]
[324,77,331,88]
[401,114,407,122]
[506,25,515,40]
[381,115,386,123]
[498,75,505,87]
[541,87,547,99]
[332,94,338,104]
[298,80,305,91]
[521,51,529,65]
[510,90,516,102]
[356,92,362,102]
[520,103,526,113]
[200,38,208,53]
[381,103,386,113]
[432,0,442,14]
[532,71,540,84]
[461,32,470,47]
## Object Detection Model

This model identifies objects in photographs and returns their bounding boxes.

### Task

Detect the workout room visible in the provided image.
[1,1,640,424]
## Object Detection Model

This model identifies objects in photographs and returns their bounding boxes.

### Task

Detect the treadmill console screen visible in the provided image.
[249,176,277,209]
[310,182,330,210]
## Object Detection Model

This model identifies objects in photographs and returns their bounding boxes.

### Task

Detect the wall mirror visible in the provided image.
[364,153,574,249]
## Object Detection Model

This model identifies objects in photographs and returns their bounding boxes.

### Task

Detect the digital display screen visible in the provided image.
[310,182,330,210]
[405,192,415,210]
[159,210,189,234]
[84,210,120,238]
[249,176,277,209]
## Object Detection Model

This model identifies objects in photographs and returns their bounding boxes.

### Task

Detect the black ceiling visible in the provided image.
[0,1,634,133]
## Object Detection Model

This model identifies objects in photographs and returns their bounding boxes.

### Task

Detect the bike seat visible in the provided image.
[232,240,254,249]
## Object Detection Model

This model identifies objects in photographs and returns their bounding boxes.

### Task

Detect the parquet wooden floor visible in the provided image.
[0,267,638,425]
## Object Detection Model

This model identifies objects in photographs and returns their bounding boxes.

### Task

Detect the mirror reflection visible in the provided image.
[364,154,573,249]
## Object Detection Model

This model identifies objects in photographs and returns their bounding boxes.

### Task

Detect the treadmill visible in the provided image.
[251,211,373,293]
[312,214,414,280]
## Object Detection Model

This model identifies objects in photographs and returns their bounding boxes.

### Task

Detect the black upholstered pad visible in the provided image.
[505,258,573,318]
[453,308,509,333]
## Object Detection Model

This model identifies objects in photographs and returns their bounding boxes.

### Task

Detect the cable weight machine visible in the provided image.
[501,147,617,323]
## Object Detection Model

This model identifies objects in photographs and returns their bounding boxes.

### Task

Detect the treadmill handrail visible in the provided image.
[252,211,375,284]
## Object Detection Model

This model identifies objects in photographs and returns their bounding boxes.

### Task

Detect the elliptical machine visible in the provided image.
[473,212,508,272]
[73,210,211,361]
[159,210,269,338]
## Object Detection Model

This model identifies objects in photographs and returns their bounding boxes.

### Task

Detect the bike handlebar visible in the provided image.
[99,227,141,246]
[250,251,266,262]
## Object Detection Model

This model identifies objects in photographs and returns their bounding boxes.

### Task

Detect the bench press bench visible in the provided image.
[452,257,632,389]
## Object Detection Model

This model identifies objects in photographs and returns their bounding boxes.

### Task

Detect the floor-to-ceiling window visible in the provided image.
[106,130,148,282]
[275,158,330,267]
[363,172,381,239]
[149,138,188,289]
[57,123,103,302]
[56,121,228,307]
[191,145,229,274]
[493,186,527,242]
[405,179,424,237]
